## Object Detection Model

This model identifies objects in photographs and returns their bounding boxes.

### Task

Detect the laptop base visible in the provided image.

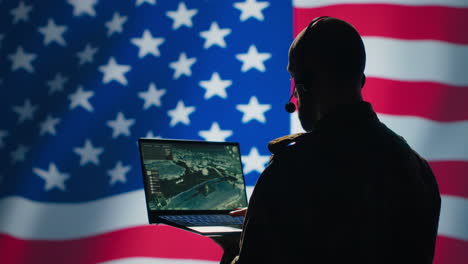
[155,217,243,236]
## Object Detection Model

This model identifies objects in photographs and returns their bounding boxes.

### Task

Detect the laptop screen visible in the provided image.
[139,139,248,211]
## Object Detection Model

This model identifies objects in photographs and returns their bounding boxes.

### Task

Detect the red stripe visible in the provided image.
[363,77,468,122]
[429,161,468,199]
[0,225,222,264]
[434,236,468,264]
[294,4,468,44]
[0,226,465,264]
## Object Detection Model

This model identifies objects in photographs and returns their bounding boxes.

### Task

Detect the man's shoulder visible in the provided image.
[267,133,302,154]
[267,132,317,155]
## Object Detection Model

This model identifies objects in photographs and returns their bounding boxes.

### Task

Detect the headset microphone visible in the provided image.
[284,93,296,113]
[284,16,329,114]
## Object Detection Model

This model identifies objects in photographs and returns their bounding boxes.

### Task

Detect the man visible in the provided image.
[214,17,441,264]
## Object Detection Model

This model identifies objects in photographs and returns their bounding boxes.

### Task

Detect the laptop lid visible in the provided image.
[138,138,249,224]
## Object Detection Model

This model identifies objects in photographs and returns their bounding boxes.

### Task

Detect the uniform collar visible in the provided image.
[267,101,378,155]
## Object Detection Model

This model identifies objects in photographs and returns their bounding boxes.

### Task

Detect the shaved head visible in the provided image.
[288,17,367,132]
[288,17,366,81]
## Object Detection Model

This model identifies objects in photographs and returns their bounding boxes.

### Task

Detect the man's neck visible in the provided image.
[316,94,363,121]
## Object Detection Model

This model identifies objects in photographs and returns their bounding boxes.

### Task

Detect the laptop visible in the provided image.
[138,138,249,236]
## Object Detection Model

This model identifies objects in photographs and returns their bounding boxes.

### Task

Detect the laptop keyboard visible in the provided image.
[160,214,245,226]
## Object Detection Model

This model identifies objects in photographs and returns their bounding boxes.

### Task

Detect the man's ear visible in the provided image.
[361,73,366,88]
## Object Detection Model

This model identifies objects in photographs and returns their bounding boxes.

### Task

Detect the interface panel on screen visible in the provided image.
[141,141,247,211]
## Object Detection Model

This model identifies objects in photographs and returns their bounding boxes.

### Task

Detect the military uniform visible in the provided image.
[228,101,440,264]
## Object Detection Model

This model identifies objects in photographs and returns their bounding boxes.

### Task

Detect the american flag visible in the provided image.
[0,0,466,263]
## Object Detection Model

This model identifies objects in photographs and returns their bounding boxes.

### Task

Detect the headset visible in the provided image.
[285,16,330,113]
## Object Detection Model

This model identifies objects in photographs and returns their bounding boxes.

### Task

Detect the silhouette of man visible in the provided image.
[213,17,441,264]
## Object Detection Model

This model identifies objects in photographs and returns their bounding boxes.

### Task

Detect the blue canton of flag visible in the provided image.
[0,0,292,203]
[0,1,293,262]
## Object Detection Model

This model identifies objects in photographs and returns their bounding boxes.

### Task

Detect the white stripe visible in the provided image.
[98,257,218,264]
[293,0,468,8]
[0,187,254,240]
[0,190,149,240]
[378,114,468,161]
[291,113,468,161]
[0,189,467,241]
[439,195,468,241]
[363,37,468,87]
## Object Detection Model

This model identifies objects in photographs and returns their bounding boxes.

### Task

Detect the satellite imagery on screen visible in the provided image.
[142,143,247,210]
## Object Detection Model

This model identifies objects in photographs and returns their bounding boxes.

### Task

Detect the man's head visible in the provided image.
[288,17,366,131]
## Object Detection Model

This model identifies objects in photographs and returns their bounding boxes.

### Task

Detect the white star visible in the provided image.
[8,46,37,73]
[38,19,68,46]
[11,144,29,163]
[144,130,161,139]
[199,122,233,142]
[98,57,131,85]
[166,2,198,30]
[169,52,197,79]
[69,86,94,112]
[108,161,131,185]
[136,0,156,6]
[33,163,70,191]
[105,12,127,36]
[236,45,271,72]
[138,83,166,110]
[131,30,165,58]
[167,100,196,127]
[199,22,231,49]
[136,131,162,147]
[67,0,97,17]
[12,99,38,123]
[46,73,68,94]
[233,0,270,22]
[241,147,270,174]
[76,43,98,66]
[236,96,271,123]
[10,1,33,24]
[39,115,61,136]
[0,130,8,148]
[107,112,135,138]
[73,139,104,166]
[199,72,232,99]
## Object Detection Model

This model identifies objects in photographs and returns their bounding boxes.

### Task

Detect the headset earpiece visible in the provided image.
[285,16,330,114]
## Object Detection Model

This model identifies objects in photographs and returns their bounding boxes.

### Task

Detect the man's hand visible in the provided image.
[229,207,247,217]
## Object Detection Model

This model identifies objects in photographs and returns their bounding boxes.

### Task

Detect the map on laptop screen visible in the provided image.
[140,141,248,211]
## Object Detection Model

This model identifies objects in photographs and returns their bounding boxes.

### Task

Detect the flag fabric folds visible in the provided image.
[1,0,291,263]
[1,0,467,263]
